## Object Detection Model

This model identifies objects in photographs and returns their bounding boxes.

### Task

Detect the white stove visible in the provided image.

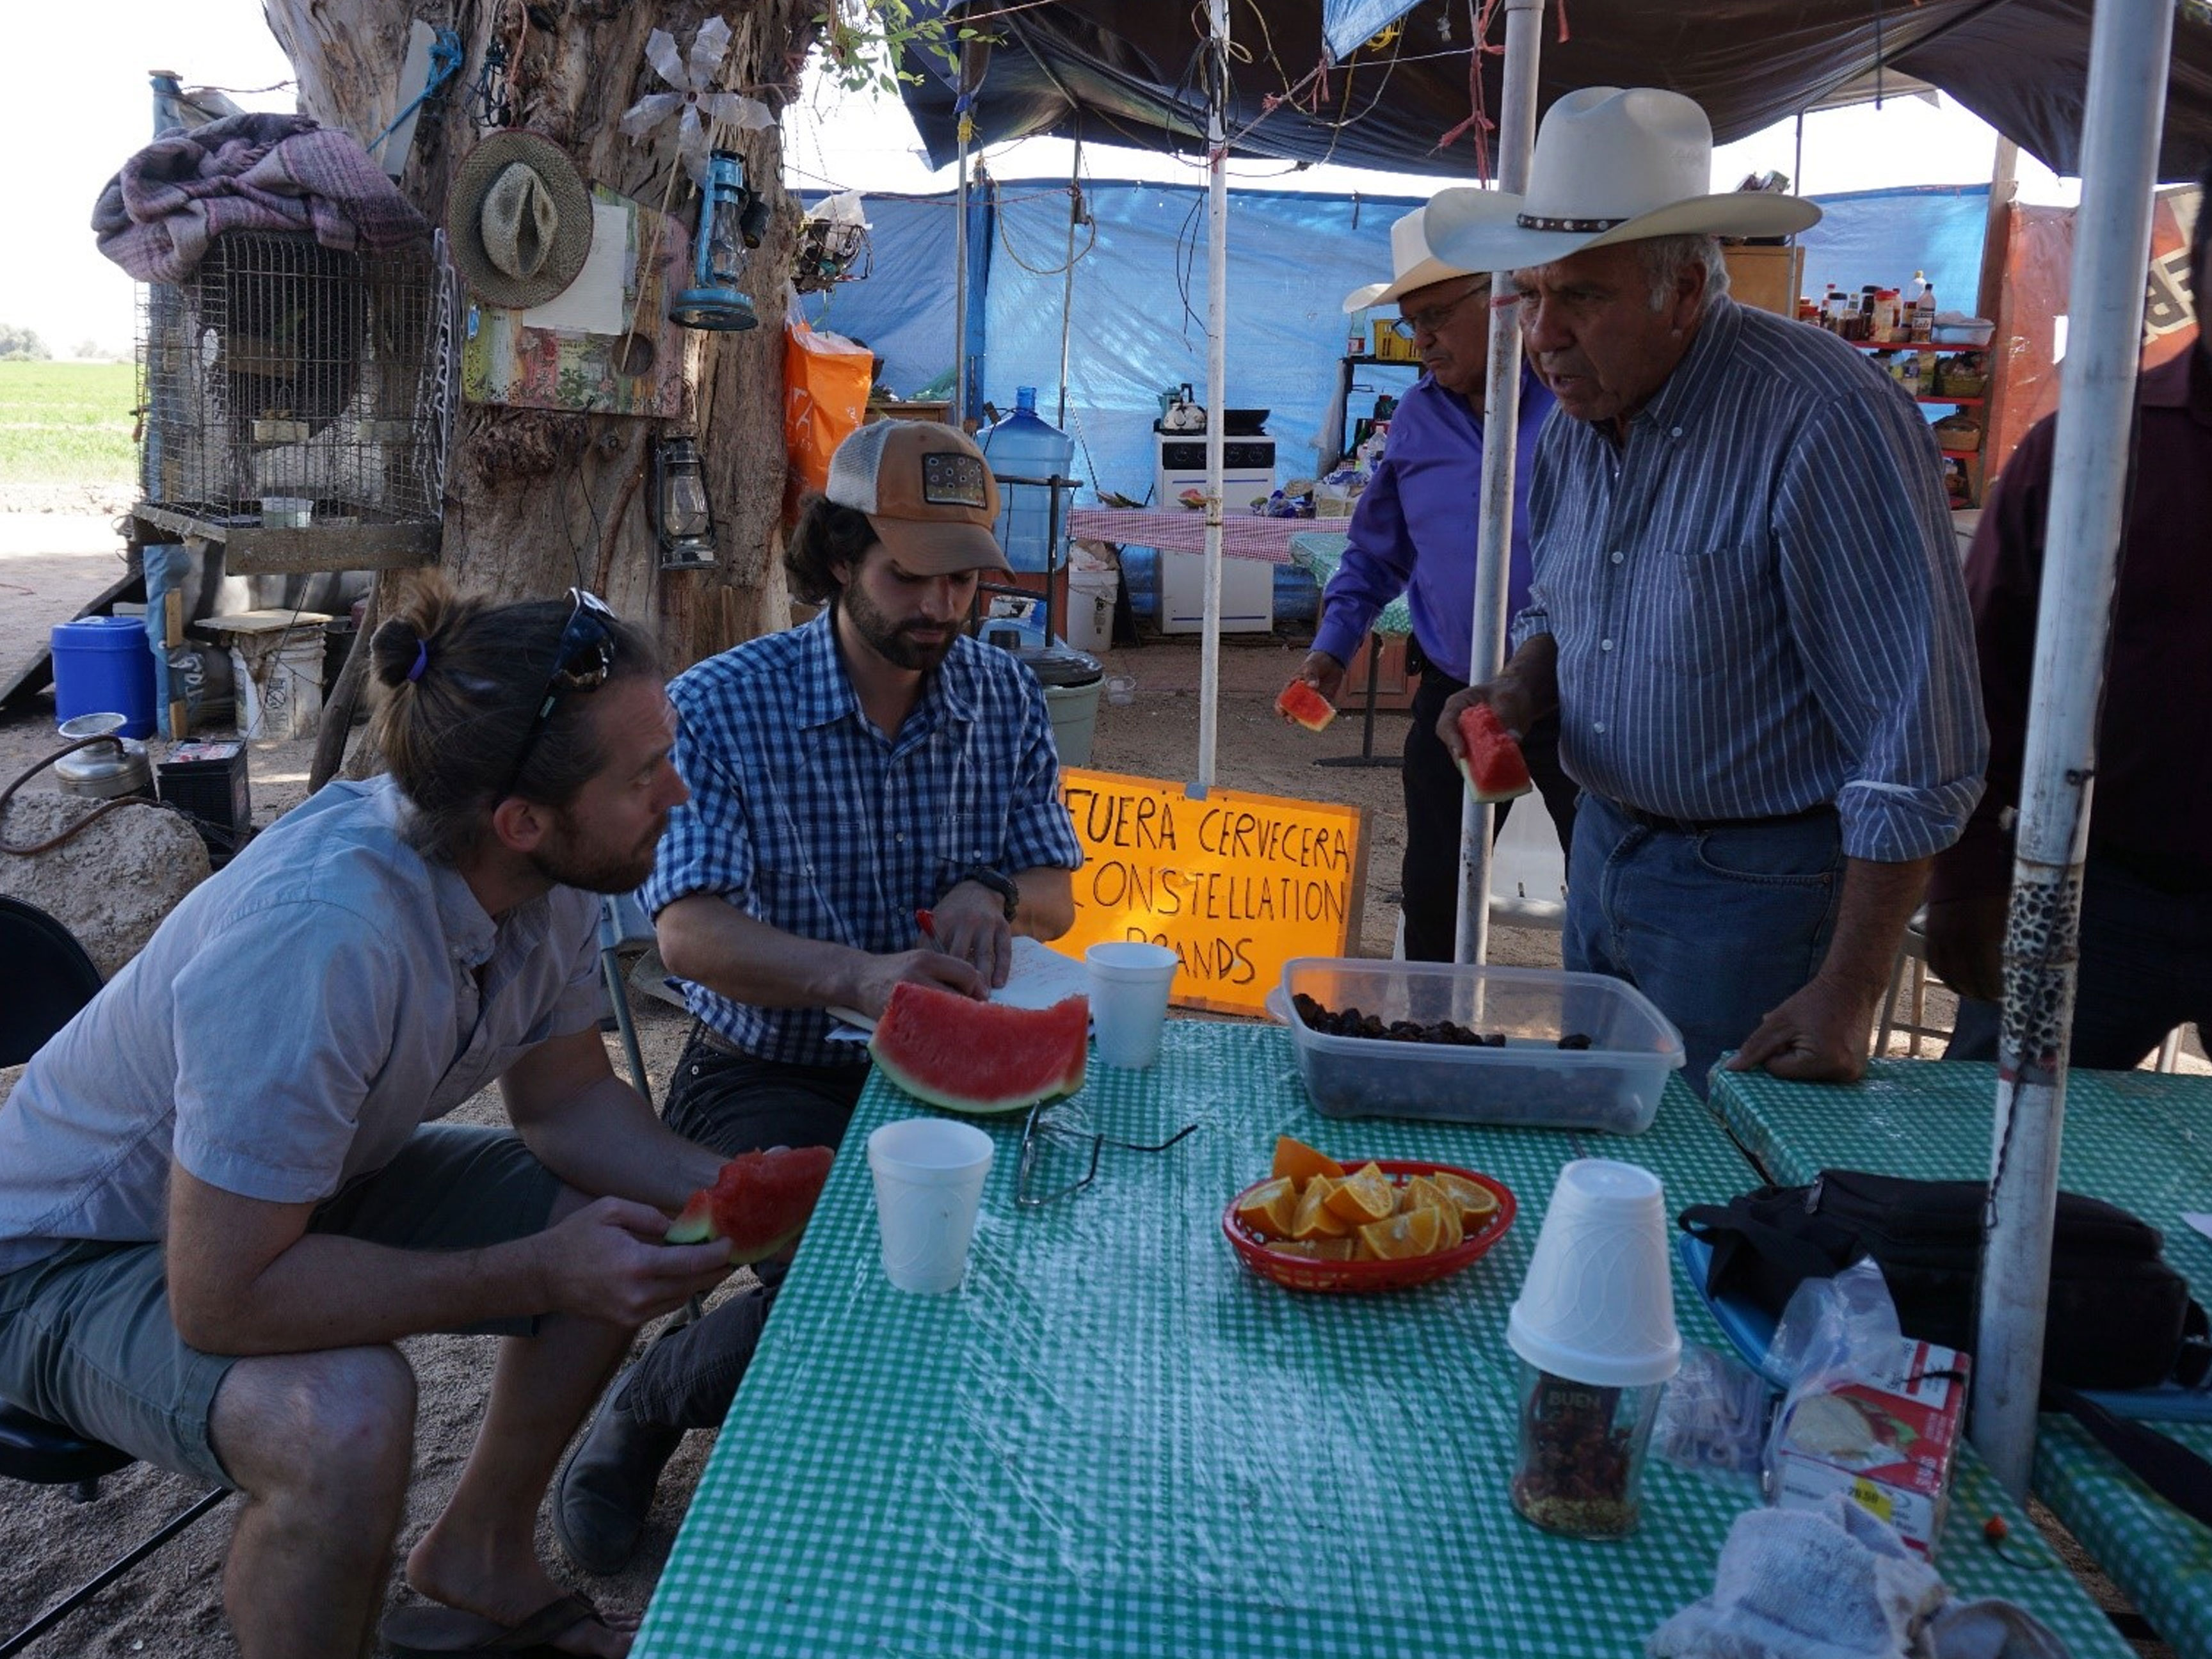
[1153,433,1277,633]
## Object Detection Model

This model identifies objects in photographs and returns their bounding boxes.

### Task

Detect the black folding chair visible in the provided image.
[0,895,230,1656]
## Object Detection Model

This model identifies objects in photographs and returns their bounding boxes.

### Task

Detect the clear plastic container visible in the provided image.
[1510,1361,1662,1537]
[1265,959,1685,1134]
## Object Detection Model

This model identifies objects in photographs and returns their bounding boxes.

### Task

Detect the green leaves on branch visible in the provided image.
[814,0,1000,95]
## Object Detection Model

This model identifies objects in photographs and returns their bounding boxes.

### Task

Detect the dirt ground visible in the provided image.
[0,519,2186,1657]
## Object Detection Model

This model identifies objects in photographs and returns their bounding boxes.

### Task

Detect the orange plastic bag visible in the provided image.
[783,320,875,513]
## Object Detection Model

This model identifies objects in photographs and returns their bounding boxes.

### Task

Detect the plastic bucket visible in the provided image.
[51,616,157,739]
[1043,678,1103,767]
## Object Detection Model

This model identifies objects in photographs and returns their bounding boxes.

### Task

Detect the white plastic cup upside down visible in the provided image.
[867,1118,995,1294]
[1085,941,1179,1069]
[1506,1159,1681,1388]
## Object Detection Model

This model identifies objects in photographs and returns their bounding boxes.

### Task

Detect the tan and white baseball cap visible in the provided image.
[824,421,1011,576]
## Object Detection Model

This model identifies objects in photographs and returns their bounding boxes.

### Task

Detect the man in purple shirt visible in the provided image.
[1928,161,2212,1068]
[1296,207,1573,961]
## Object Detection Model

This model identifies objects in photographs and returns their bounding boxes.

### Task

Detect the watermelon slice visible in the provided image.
[1276,678,1337,732]
[666,1145,837,1264]
[868,983,1089,1114]
[1455,702,1534,803]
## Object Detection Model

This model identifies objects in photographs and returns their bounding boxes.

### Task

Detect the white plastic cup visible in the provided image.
[1506,1159,1681,1388]
[1086,942,1179,1069]
[867,1118,995,1294]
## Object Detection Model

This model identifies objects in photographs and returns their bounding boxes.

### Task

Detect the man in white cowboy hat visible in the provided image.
[1290,207,1575,962]
[1429,86,1985,1093]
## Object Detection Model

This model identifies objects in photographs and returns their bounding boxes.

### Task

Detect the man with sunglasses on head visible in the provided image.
[0,577,734,1658]
[553,419,1084,1576]
[1294,206,1573,961]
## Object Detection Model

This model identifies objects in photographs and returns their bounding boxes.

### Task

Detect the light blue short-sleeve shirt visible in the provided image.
[0,775,603,1273]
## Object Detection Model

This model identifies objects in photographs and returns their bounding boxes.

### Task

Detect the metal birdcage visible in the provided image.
[135,229,456,573]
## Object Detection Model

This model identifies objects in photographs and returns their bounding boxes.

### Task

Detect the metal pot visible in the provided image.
[54,712,155,803]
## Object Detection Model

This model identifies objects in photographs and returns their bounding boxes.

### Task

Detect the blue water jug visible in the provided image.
[977,387,1075,575]
[51,615,157,739]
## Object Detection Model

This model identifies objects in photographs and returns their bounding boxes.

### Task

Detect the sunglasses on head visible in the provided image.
[500,588,618,801]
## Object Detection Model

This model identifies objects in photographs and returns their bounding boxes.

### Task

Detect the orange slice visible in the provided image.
[1432,1199,1464,1251]
[1271,1135,1346,1186]
[1431,1170,1500,1226]
[1401,1174,1450,1217]
[1290,1177,1351,1239]
[1358,1205,1443,1262]
[1310,1237,1358,1262]
[1324,1162,1397,1225]
[1234,1176,1299,1240]
[1267,1239,1320,1259]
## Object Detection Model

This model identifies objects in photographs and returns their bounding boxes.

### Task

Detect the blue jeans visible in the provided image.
[1946,854,2212,1071]
[1566,794,1846,1096]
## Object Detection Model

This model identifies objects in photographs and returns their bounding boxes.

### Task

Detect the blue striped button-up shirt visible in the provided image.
[1513,298,1985,862]
[643,613,1084,1067]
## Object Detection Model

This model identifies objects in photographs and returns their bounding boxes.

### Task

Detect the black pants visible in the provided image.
[1401,660,1579,963]
[615,1033,869,1432]
[1946,854,2212,1071]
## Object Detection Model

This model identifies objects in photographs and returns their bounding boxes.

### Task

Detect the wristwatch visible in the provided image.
[954,864,1021,922]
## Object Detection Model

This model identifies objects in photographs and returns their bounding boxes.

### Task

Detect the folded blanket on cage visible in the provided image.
[92,111,429,285]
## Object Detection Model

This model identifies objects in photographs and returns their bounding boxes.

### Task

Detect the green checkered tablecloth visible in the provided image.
[634,1030,2134,1658]
[1288,531,1415,637]
[1712,1058,2212,1659]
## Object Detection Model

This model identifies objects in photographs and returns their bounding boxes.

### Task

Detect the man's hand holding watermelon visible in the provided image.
[1436,637,1557,762]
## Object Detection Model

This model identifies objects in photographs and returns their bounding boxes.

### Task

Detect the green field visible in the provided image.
[0,361,136,485]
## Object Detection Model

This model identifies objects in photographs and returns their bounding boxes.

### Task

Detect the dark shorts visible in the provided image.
[0,1123,561,1488]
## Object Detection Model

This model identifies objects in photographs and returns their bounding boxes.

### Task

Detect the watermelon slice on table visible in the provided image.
[1276,678,1337,732]
[1455,702,1534,803]
[868,983,1089,1114]
[666,1145,837,1264]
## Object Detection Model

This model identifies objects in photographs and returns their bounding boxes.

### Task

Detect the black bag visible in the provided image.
[1678,1169,2211,1393]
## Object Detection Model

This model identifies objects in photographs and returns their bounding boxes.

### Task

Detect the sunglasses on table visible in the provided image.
[500,588,618,800]
[1014,1100,1199,1209]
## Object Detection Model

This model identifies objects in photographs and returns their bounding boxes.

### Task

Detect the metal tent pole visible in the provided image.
[954,122,971,423]
[1971,0,2174,1498]
[1195,0,1230,788]
[1057,130,1082,428]
[1451,0,1545,963]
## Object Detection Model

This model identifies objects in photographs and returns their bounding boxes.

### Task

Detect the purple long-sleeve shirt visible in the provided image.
[1311,362,1554,682]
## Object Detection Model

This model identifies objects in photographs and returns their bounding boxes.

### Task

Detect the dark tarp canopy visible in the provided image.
[897,0,2212,184]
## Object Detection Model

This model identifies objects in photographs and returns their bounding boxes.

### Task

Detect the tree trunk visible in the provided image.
[261,0,817,677]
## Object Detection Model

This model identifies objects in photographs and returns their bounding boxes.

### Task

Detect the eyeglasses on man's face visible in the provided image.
[1014,1100,1199,1208]
[1390,279,1493,341]
[501,588,618,801]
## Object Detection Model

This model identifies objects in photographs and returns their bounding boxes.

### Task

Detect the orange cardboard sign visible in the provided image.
[1057,767,1366,1016]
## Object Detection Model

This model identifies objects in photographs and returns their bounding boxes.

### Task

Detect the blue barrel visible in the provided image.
[51,616,157,738]
[977,387,1075,574]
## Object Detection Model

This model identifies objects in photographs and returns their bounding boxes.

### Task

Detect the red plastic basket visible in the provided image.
[1221,1158,1517,1293]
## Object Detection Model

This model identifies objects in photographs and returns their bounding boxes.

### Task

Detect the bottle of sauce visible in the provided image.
[1912,281,1937,344]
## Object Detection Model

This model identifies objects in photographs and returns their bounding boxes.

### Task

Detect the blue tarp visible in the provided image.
[805,178,1992,514]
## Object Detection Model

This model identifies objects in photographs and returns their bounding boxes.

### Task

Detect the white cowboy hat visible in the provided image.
[1425,87,1820,275]
[1341,205,1478,314]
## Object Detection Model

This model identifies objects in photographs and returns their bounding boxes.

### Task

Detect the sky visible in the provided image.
[6,1,2078,357]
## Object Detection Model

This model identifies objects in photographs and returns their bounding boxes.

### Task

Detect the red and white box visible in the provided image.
[1768,1339,1971,1557]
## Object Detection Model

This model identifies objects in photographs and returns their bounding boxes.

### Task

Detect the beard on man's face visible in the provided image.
[838,575,958,671]
[527,807,666,895]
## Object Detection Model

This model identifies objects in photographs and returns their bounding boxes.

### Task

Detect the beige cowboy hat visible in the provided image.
[1342,205,1478,313]
[1425,87,1820,275]
[445,131,595,310]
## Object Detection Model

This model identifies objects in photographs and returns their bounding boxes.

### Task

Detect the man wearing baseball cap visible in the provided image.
[552,420,1083,1574]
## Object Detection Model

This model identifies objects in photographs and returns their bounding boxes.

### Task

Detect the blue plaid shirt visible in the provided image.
[643,613,1084,1066]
